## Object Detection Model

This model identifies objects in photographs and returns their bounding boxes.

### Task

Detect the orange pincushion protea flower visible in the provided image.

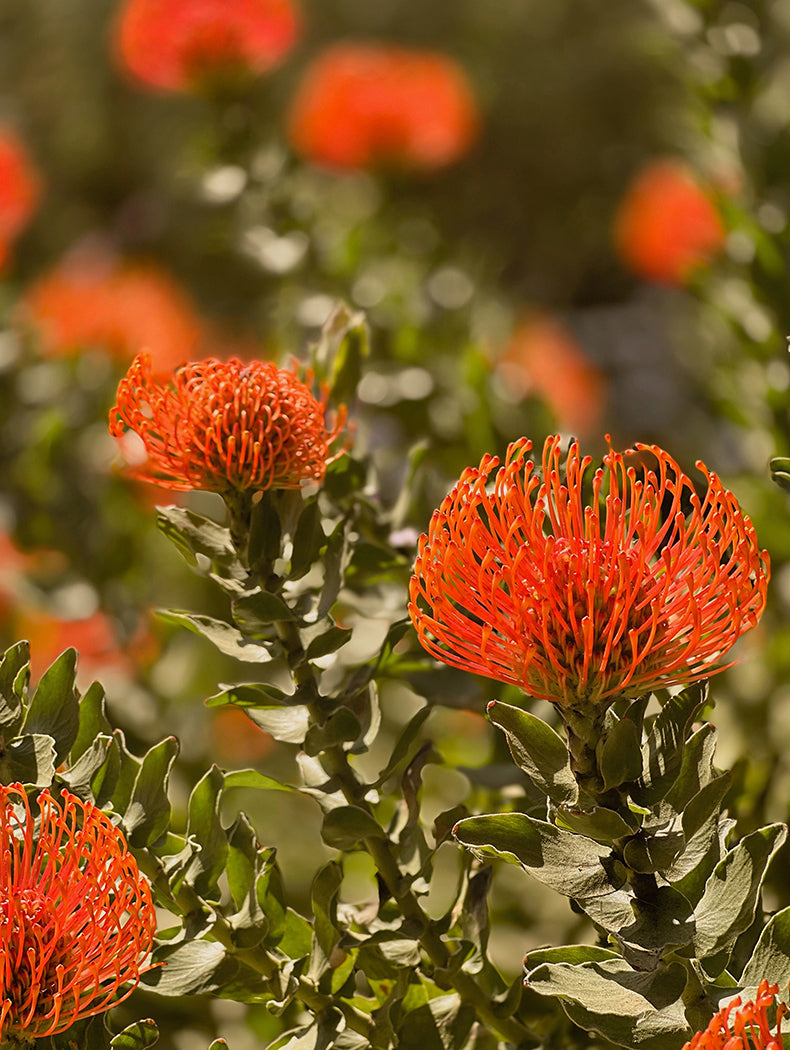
[409,436,769,706]
[0,129,41,270]
[110,351,344,493]
[0,784,156,1039]
[287,43,479,172]
[613,159,725,285]
[115,0,300,93]
[684,981,786,1050]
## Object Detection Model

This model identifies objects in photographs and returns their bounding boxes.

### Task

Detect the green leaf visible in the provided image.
[290,499,326,580]
[304,708,362,756]
[693,823,787,966]
[110,1019,160,1049]
[223,768,297,793]
[374,706,431,787]
[318,518,352,618]
[525,945,621,967]
[61,734,114,795]
[633,683,707,805]
[770,457,790,492]
[741,906,790,991]
[526,958,690,1049]
[312,861,343,958]
[124,736,179,847]
[71,681,111,762]
[247,492,283,569]
[397,992,476,1050]
[22,648,79,763]
[206,682,294,707]
[246,706,310,744]
[321,806,387,850]
[303,624,352,661]
[0,640,28,734]
[664,724,718,813]
[454,813,625,898]
[598,702,645,792]
[2,733,56,786]
[143,941,237,996]
[178,766,228,901]
[487,701,577,806]
[311,302,369,409]
[157,610,280,663]
[555,805,637,844]
[616,886,695,969]
[233,591,295,630]
[156,506,235,568]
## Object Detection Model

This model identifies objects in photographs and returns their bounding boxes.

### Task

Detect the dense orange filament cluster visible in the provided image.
[409,435,769,706]
[0,784,156,1039]
[109,351,345,493]
[685,981,786,1050]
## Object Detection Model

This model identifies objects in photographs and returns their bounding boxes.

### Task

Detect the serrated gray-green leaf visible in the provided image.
[0,640,28,734]
[179,766,228,901]
[633,684,707,806]
[71,681,111,762]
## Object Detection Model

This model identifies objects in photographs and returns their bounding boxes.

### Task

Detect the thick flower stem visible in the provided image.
[266,627,533,1046]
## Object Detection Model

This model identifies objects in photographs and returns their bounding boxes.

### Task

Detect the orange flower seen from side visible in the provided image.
[115,0,301,93]
[21,254,203,371]
[0,784,156,1039]
[110,351,345,492]
[0,129,41,271]
[409,435,769,706]
[287,43,479,172]
[613,159,725,285]
[684,981,786,1050]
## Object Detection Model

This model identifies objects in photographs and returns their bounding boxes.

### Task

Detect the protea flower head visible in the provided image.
[115,0,301,93]
[109,351,345,493]
[0,784,156,1040]
[287,43,479,172]
[409,435,769,706]
[684,981,786,1050]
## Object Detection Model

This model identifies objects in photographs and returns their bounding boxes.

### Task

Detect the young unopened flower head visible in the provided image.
[684,981,786,1050]
[109,351,345,493]
[0,784,156,1039]
[410,435,769,706]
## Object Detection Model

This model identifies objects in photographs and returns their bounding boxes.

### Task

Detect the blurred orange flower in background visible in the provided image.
[115,0,301,93]
[0,129,41,271]
[497,313,606,438]
[287,43,480,172]
[12,606,138,685]
[210,706,277,765]
[613,158,725,285]
[22,252,203,370]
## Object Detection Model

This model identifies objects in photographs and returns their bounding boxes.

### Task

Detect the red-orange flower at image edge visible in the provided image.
[0,129,41,270]
[684,980,786,1050]
[109,351,346,492]
[115,0,300,93]
[287,43,479,172]
[409,436,769,706]
[0,784,156,1039]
